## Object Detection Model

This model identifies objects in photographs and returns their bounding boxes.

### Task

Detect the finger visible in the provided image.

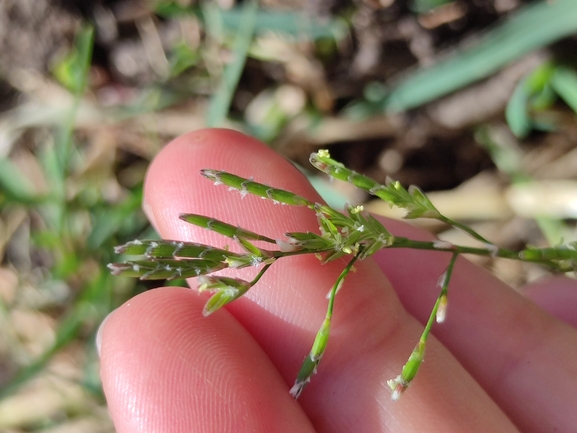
[139,128,518,432]
[374,219,577,433]
[99,287,314,433]
[523,276,577,328]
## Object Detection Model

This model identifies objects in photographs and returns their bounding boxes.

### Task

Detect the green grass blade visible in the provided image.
[355,0,577,113]
[156,2,345,41]
[87,188,145,250]
[218,8,346,41]
[54,24,94,169]
[506,76,533,138]
[205,0,258,127]
[52,25,94,95]
[550,66,577,113]
[0,158,46,204]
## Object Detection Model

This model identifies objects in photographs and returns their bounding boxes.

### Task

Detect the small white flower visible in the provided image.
[276,239,299,252]
[433,240,453,250]
[436,294,448,323]
[387,376,408,401]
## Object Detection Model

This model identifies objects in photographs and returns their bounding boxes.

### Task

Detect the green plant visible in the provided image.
[347,0,577,117]
[506,63,577,138]
[0,24,150,407]
[108,149,576,400]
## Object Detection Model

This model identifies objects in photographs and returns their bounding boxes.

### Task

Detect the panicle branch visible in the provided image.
[201,169,314,207]
[180,214,277,244]
[310,150,441,219]
[387,252,458,399]
[114,238,240,262]
[108,258,228,280]
[290,251,360,398]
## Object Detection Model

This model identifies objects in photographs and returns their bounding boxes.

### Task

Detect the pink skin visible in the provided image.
[99,129,577,433]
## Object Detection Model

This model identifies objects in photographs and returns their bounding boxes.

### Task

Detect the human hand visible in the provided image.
[99,129,577,432]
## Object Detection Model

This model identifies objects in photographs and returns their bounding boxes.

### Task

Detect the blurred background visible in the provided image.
[0,0,576,430]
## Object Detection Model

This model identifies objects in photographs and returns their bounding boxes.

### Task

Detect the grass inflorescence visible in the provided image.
[109,149,577,400]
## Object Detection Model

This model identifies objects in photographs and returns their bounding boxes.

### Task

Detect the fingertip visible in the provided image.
[99,287,312,433]
[95,308,115,358]
[143,128,321,241]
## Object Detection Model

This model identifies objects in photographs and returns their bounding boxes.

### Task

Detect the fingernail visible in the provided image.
[95,310,115,357]
[142,199,158,229]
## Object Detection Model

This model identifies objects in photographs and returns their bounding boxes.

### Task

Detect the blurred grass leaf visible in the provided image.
[505,63,556,138]
[506,75,533,138]
[550,66,577,113]
[87,187,146,250]
[524,63,557,109]
[217,7,346,41]
[475,125,564,244]
[156,1,346,40]
[154,0,200,17]
[349,0,577,115]
[507,63,577,137]
[0,158,45,204]
[0,270,114,400]
[50,25,95,197]
[52,25,94,95]
[410,0,453,14]
[168,42,200,78]
[206,0,258,127]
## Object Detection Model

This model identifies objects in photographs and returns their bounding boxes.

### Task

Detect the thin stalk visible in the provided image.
[250,262,273,286]
[418,253,459,362]
[390,237,516,259]
[388,252,459,400]
[290,250,362,398]
[327,250,362,313]
[437,215,492,245]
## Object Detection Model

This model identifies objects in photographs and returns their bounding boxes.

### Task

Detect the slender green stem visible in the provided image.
[390,237,514,259]
[290,250,362,398]
[327,249,362,313]
[264,235,558,268]
[432,251,458,323]
[250,263,273,286]
[389,236,570,271]
[437,215,492,245]
[418,252,458,347]
[388,251,459,400]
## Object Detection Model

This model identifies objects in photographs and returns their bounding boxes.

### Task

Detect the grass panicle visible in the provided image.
[110,149,575,400]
